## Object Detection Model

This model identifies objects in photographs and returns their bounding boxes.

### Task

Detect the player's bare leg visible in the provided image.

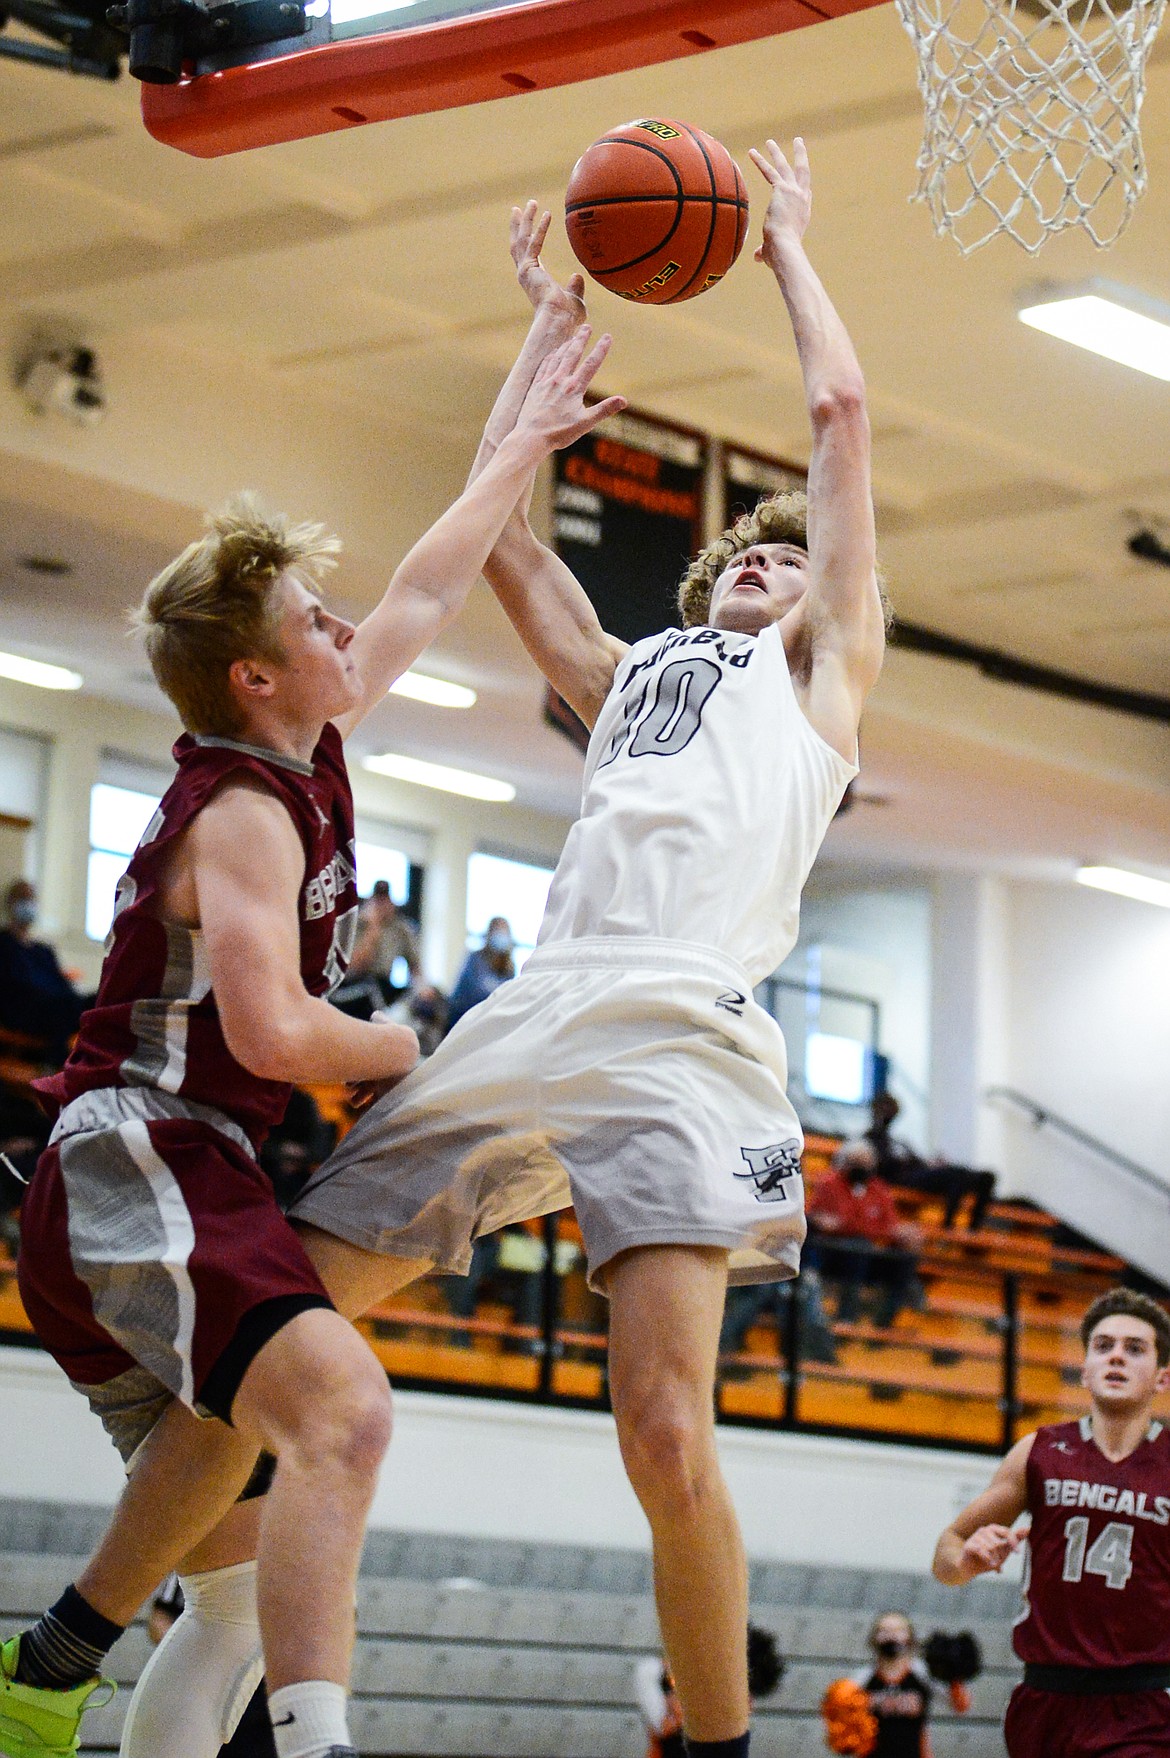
[116,1241,427,1758]
[73,1399,263,1626]
[606,1244,749,1745]
[297,1223,436,1322]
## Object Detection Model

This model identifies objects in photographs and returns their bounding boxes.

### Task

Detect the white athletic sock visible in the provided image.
[268,1680,351,1758]
[118,1560,263,1758]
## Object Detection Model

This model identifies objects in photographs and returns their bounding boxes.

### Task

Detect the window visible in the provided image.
[466,851,555,972]
[353,840,410,904]
[87,782,163,940]
[804,1031,871,1106]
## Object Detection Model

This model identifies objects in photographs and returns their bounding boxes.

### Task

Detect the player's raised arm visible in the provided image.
[334,316,624,737]
[465,202,589,492]
[933,1434,1033,1585]
[477,203,630,730]
[754,139,885,710]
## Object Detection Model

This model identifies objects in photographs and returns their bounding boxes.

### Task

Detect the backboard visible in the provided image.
[141,0,888,157]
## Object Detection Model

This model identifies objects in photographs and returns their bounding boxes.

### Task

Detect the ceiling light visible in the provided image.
[0,650,83,691]
[1076,865,1170,909]
[388,671,476,710]
[1019,282,1170,381]
[363,752,515,802]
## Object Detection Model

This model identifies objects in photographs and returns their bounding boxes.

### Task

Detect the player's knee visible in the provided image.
[322,1353,393,1476]
[619,1397,712,1514]
[282,1345,392,1479]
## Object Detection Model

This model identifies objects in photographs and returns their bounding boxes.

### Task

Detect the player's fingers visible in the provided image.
[566,272,587,302]
[764,137,791,172]
[579,394,627,430]
[572,332,614,388]
[531,209,552,254]
[748,147,779,183]
[559,321,594,372]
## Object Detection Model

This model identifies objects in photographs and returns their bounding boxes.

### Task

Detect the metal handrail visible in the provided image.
[985,1084,1169,1202]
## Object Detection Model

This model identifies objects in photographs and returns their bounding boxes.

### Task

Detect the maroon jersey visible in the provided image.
[1014,1417,1170,1669]
[36,724,357,1148]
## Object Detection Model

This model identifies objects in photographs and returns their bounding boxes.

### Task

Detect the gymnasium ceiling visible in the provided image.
[1,1,1169,882]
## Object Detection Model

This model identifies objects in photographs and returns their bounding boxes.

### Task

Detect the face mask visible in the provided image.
[876,1639,906,1660]
[10,900,36,928]
[487,930,512,954]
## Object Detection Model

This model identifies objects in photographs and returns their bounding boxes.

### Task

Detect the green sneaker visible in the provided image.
[0,1636,115,1758]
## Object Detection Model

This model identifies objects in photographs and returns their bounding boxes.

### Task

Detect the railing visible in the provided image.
[985,1085,1170,1204]
[0,1200,1139,1457]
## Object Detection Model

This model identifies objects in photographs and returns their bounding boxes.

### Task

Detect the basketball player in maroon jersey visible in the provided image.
[0,328,622,1758]
[933,1288,1170,1757]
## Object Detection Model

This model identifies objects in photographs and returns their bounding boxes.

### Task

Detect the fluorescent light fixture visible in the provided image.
[388,670,476,710]
[0,650,83,691]
[1076,865,1170,910]
[363,751,515,802]
[1019,282,1170,381]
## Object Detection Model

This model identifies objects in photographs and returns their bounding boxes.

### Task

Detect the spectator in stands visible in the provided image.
[866,1092,996,1232]
[332,879,421,1018]
[0,880,89,1065]
[0,1079,50,1254]
[446,915,516,1028]
[851,1612,934,1757]
[635,1626,783,1758]
[440,1222,553,1352]
[378,979,448,1059]
[806,1140,921,1329]
[259,1087,336,1210]
[719,1265,838,1366]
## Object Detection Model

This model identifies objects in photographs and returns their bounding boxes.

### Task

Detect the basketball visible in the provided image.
[564,118,749,305]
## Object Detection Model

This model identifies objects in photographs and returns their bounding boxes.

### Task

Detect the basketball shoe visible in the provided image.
[0,1636,114,1758]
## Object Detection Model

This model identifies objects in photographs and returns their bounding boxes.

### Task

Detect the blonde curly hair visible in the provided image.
[677,488,891,630]
[132,494,340,736]
[677,489,809,629]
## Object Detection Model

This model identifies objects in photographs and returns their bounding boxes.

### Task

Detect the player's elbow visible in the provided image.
[220,1010,305,1083]
[931,1536,965,1586]
[810,378,869,435]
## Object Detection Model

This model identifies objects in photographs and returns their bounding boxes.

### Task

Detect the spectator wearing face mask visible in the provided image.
[0,880,91,1065]
[854,1613,934,1758]
[446,916,516,1029]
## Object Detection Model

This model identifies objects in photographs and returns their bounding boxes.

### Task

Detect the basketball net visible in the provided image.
[895,0,1168,252]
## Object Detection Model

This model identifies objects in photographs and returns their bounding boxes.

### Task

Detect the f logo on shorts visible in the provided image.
[736,1140,802,1203]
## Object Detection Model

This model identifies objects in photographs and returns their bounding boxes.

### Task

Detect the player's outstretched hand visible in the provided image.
[511,200,588,326]
[750,136,812,266]
[516,323,626,451]
[961,1523,1023,1577]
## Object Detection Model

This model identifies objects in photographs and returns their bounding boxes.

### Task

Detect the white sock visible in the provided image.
[267,1680,351,1758]
[119,1561,263,1758]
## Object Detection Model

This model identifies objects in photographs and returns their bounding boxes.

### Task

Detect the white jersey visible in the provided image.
[538,621,859,985]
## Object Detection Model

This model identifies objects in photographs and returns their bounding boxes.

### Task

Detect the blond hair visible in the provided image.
[677,490,809,629]
[132,495,340,736]
[676,488,892,630]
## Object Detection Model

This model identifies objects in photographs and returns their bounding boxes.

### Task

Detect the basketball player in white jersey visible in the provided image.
[82,137,880,1758]
[289,136,886,1758]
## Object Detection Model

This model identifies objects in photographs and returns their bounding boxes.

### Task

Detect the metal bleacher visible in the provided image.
[0,1503,1021,1757]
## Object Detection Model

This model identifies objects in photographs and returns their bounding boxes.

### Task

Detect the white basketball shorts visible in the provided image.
[290,936,807,1289]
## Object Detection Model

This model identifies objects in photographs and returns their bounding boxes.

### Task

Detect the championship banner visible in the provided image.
[547,409,706,751]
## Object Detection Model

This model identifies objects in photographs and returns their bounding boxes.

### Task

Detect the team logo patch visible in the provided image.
[736,1140,802,1203]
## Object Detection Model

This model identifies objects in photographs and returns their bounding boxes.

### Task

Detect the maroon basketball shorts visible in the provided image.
[1006,1683,1170,1757]
[18,1086,333,1463]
